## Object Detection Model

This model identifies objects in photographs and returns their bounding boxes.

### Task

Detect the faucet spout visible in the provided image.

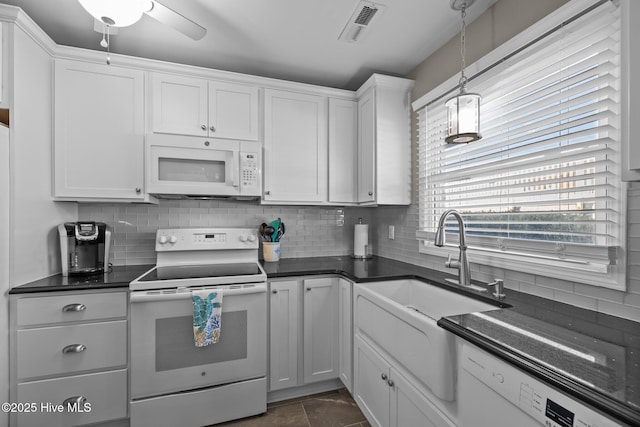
[434,209,471,287]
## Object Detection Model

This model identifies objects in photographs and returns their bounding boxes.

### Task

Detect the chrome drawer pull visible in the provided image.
[62,344,87,354]
[62,396,87,407]
[62,303,86,313]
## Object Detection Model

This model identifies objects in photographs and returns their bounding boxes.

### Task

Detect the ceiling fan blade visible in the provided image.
[144,1,207,40]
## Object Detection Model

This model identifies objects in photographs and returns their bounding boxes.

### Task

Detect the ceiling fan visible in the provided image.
[78,0,207,41]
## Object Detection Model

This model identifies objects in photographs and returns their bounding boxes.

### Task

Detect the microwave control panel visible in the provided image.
[240,151,260,194]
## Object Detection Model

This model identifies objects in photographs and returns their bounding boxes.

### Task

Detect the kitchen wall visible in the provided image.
[78,201,373,264]
[372,0,640,322]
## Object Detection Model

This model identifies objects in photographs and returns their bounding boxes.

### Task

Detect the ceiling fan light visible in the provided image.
[445,90,482,144]
[78,0,152,27]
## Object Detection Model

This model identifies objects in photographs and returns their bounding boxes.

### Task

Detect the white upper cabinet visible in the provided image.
[53,59,147,201]
[150,72,259,141]
[357,88,376,203]
[329,98,358,204]
[356,74,414,205]
[263,89,328,204]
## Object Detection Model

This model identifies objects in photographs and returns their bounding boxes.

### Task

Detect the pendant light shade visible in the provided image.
[445,0,482,144]
[78,0,152,27]
[445,87,481,144]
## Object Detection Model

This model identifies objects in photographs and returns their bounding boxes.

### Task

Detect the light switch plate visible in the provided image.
[388,225,395,240]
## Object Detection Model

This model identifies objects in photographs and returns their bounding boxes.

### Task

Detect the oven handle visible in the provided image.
[130,283,266,303]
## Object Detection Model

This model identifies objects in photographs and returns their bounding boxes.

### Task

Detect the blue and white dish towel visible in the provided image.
[192,288,223,347]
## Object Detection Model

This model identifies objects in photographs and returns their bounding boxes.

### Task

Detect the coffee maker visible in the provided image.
[59,221,111,276]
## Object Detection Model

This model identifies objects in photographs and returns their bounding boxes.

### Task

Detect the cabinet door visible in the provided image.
[208,81,259,140]
[338,278,353,392]
[150,72,208,137]
[354,335,390,427]
[303,278,339,384]
[329,98,357,204]
[264,89,327,203]
[54,59,145,199]
[268,280,299,391]
[390,368,455,427]
[357,88,376,203]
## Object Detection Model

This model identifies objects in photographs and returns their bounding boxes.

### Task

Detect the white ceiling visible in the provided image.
[2,0,496,90]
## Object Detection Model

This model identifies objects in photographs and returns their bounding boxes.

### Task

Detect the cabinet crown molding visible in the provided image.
[0,4,57,56]
[356,73,415,97]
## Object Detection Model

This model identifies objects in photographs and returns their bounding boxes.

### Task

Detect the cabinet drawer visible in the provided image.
[16,292,127,326]
[17,320,127,379]
[16,369,127,427]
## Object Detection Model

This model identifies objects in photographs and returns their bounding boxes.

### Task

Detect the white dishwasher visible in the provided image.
[459,343,625,427]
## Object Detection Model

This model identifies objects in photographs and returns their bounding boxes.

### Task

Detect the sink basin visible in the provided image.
[359,279,496,319]
[354,279,498,402]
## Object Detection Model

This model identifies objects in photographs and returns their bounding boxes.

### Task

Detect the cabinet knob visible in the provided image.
[62,303,86,313]
[62,344,87,354]
[368,191,373,196]
[201,125,207,130]
[204,141,210,147]
[387,379,394,387]
[381,373,387,381]
[265,191,271,196]
[62,396,87,407]
[272,289,278,294]
[135,187,141,194]
[210,125,216,132]
[306,287,311,291]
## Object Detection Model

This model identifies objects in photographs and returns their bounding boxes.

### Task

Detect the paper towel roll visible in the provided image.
[354,224,369,257]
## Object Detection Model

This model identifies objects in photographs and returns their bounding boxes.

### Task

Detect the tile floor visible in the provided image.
[215,388,370,427]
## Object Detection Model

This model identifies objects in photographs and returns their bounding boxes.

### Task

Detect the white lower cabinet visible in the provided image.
[269,280,300,390]
[268,277,339,391]
[338,278,353,392]
[354,335,455,427]
[9,290,129,427]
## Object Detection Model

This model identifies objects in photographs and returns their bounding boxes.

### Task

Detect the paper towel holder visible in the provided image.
[352,218,373,260]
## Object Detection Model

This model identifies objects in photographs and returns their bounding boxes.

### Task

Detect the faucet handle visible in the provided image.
[487,279,506,300]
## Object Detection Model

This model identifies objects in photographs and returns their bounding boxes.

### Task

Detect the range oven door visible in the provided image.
[145,134,261,197]
[130,283,266,399]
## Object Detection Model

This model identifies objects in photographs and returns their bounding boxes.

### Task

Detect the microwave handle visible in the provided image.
[232,150,239,187]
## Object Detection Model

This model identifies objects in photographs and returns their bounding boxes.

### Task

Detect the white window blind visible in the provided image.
[418,1,623,271]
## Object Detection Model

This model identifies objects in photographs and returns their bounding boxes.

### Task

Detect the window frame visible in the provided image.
[412,0,627,291]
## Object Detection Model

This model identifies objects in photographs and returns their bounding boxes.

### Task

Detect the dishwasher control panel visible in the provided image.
[461,344,621,427]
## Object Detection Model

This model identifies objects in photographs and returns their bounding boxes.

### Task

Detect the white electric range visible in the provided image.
[129,227,267,427]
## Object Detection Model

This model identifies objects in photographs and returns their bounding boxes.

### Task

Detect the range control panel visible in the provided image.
[461,344,621,427]
[155,227,258,251]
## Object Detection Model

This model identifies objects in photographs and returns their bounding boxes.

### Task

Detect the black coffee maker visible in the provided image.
[58,221,112,276]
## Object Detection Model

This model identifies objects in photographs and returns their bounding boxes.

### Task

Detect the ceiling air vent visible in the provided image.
[338,1,386,43]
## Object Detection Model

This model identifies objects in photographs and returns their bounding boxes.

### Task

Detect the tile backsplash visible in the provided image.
[78,185,640,322]
[79,200,373,265]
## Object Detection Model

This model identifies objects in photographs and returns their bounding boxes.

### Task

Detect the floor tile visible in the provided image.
[269,390,340,408]
[215,402,310,427]
[302,391,366,427]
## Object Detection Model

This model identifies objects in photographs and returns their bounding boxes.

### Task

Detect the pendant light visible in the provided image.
[445,0,482,144]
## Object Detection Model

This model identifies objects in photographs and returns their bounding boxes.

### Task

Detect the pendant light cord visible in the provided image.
[459,6,468,89]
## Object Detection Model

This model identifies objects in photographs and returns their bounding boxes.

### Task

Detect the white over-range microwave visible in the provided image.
[145,134,262,199]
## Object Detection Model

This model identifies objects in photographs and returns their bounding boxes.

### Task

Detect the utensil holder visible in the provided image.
[263,242,281,262]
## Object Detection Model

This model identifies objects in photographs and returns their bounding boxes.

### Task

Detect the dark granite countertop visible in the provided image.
[9,256,640,424]
[262,255,640,426]
[8,265,152,294]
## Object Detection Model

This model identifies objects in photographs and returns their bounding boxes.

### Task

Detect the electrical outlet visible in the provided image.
[388,225,395,240]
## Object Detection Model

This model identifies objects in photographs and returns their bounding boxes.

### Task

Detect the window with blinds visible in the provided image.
[417,1,623,272]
